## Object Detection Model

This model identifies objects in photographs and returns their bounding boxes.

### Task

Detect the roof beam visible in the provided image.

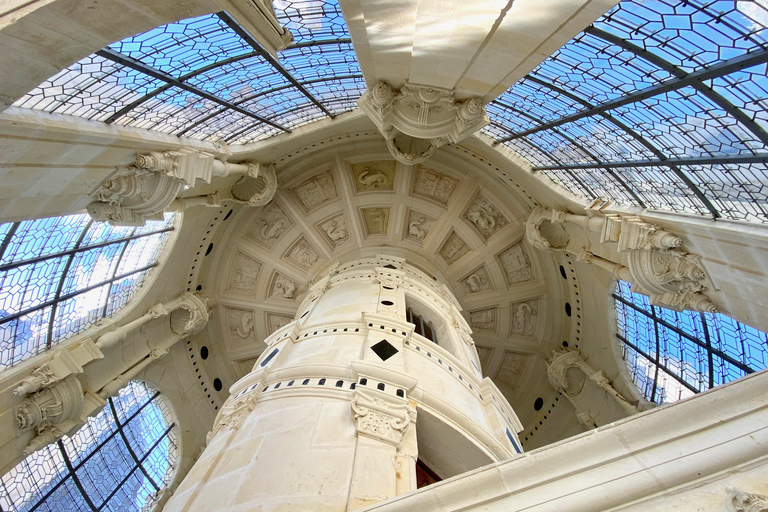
[96,48,291,133]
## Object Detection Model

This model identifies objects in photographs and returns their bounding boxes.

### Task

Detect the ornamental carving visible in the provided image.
[251,203,293,245]
[229,253,262,291]
[412,167,458,204]
[350,390,413,447]
[406,210,435,242]
[510,300,537,336]
[464,194,507,239]
[227,308,256,343]
[440,231,470,264]
[319,214,349,247]
[272,273,299,299]
[358,82,488,164]
[362,208,390,235]
[462,267,491,293]
[15,375,83,433]
[168,293,210,336]
[88,150,267,226]
[267,313,294,333]
[210,392,260,440]
[729,488,768,512]
[525,205,716,313]
[293,171,337,211]
[499,243,533,285]
[285,237,320,269]
[352,161,395,192]
[469,308,496,331]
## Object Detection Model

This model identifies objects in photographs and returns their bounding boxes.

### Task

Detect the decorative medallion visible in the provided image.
[285,237,320,270]
[510,300,538,336]
[352,161,395,192]
[228,253,262,291]
[412,167,458,204]
[406,210,435,242]
[461,267,492,293]
[249,203,292,246]
[464,194,507,239]
[319,213,350,247]
[293,171,338,211]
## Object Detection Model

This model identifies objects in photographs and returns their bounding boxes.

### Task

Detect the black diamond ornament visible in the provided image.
[370,340,398,361]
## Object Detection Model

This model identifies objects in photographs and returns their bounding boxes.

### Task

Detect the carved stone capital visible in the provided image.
[730,488,768,512]
[210,392,260,440]
[350,389,413,447]
[359,82,488,164]
[15,375,83,433]
[230,164,278,206]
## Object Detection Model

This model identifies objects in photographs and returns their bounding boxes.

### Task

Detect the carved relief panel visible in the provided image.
[439,231,470,265]
[476,346,492,370]
[412,167,459,204]
[469,307,497,331]
[461,266,492,294]
[228,253,262,291]
[293,171,338,211]
[318,213,350,247]
[406,210,435,242]
[464,193,507,239]
[249,203,293,246]
[362,208,390,235]
[510,300,538,336]
[267,313,294,334]
[285,237,320,270]
[495,351,531,390]
[351,161,395,192]
[499,242,534,285]
[227,308,257,345]
[271,273,299,299]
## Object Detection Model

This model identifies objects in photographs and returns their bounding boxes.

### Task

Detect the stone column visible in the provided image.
[165,255,523,512]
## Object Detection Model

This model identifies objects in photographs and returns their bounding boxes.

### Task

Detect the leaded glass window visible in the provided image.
[0,380,177,512]
[613,280,768,404]
[0,214,175,369]
[12,0,362,145]
[486,0,768,224]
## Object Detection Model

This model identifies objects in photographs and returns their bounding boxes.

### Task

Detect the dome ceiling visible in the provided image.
[194,133,570,434]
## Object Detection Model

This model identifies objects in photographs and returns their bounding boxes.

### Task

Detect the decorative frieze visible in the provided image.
[730,488,768,512]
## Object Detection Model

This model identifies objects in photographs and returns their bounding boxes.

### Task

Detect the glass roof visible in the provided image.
[11,0,768,222]
[0,214,175,369]
[487,0,768,224]
[614,280,768,404]
[0,381,177,512]
[12,0,363,145]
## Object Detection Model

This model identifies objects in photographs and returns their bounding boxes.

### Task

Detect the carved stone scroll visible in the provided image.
[359,82,489,164]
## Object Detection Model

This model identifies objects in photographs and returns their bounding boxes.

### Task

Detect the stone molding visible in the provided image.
[87,149,274,226]
[358,82,488,164]
[525,204,716,313]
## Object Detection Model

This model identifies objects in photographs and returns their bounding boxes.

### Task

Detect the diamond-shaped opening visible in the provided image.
[371,339,398,361]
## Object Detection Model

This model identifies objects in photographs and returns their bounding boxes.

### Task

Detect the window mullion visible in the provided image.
[108,397,162,491]
[44,221,93,349]
[0,222,19,261]
[99,234,134,319]
[56,439,99,512]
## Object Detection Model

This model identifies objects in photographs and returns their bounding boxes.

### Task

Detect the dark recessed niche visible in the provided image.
[300,310,309,319]
[371,340,398,361]
[213,378,222,392]
[396,389,404,398]
[381,300,394,306]
[565,302,572,317]
[196,285,203,291]
[562,341,569,348]
[383,286,394,290]
[359,378,368,386]
[318,378,326,385]
[205,243,214,256]
[200,346,209,360]
[223,208,234,221]
[534,397,544,411]
[383,264,397,269]
[559,265,567,279]
[377,383,386,391]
